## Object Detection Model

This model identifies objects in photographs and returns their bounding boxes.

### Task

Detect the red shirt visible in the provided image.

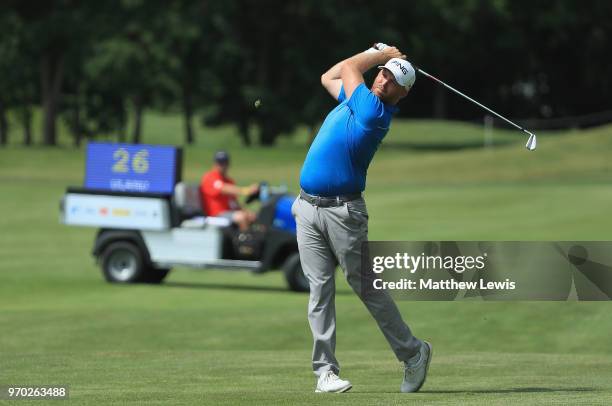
[200,169,239,216]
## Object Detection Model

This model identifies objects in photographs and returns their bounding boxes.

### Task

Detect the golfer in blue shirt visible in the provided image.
[293,43,432,393]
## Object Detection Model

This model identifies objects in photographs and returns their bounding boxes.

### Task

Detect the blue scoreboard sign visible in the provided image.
[84,142,181,194]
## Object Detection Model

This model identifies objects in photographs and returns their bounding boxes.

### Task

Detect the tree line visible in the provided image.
[0,0,610,147]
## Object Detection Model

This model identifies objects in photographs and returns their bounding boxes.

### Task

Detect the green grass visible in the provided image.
[1,115,612,404]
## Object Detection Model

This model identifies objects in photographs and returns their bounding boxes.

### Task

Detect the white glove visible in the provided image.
[374,42,389,51]
[364,42,390,54]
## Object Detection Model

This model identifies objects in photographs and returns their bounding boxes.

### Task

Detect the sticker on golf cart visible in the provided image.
[63,193,171,230]
[84,142,181,194]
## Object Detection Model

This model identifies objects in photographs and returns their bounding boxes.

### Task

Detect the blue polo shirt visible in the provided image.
[300,83,398,196]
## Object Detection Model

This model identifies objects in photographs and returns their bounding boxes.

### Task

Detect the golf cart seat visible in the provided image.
[173,182,231,228]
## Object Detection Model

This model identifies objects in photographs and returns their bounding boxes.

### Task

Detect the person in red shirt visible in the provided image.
[200,151,259,231]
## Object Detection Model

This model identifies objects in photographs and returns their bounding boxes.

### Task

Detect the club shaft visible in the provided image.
[417,68,533,136]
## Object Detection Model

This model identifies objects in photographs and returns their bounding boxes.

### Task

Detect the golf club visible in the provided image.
[372,43,536,151]
[415,67,536,151]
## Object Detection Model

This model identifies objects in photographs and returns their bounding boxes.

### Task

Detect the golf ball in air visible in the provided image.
[254,99,261,108]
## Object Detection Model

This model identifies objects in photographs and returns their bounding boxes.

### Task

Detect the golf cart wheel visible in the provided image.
[283,252,309,293]
[100,241,146,283]
[143,268,170,284]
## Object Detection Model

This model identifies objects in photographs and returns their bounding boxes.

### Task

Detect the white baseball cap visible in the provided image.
[378,58,416,89]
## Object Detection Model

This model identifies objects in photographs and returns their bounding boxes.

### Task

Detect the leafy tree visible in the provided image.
[0,11,20,145]
[0,9,38,145]
[1,0,611,148]
[12,1,90,145]
[79,0,180,144]
[161,0,207,145]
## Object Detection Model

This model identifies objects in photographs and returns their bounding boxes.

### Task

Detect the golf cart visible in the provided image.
[60,142,308,292]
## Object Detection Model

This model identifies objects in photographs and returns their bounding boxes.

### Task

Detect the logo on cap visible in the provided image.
[379,58,416,89]
[391,60,409,75]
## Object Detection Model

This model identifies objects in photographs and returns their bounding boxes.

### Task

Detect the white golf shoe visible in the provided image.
[401,341,432,393]
[315,371,352,393]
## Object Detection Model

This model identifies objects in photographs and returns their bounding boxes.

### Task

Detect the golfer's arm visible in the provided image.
[340,52,387,99]
[321,51,386,100]
[320,60,345,100]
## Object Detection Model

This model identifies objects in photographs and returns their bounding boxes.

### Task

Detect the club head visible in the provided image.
[526,133,537,151]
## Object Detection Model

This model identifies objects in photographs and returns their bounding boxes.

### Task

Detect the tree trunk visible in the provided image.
[132,95,143,144]
[182,80,195,144]
[117,99,126,142]
[0,100,8,146]
[22,106,32,146]
[118,125,126,143]
[256,32,273,146]
[41,51,64,146]
[433,84,447,119]
[238,116,251,146]
[258,120,277,146]
[73,101,82,148]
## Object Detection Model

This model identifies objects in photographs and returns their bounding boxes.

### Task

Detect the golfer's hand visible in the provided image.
[373,42,389,51]
[365,42,390,54]
[381,46,406,61]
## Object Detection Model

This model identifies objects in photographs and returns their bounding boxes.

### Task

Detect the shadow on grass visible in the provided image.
[162,281,353,295]
[421,387,597,394]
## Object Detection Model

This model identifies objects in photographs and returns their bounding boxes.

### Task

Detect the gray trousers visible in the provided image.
[292,195,421,376]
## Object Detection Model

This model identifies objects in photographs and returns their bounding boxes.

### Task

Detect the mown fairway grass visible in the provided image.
[1,116,611,404]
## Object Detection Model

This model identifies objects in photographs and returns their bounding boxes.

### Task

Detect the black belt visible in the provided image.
[300,190,361,208]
